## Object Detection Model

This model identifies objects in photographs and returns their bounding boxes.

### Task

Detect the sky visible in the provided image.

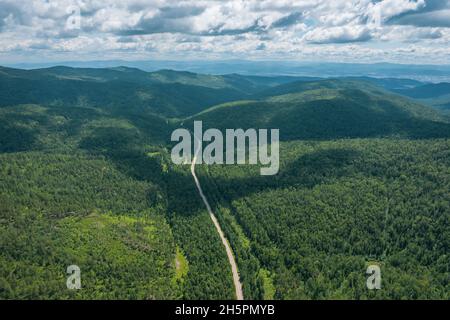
[0,0,450,64]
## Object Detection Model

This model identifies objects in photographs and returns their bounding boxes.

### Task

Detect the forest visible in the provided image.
[0,102,236,299]
[0,66,448,300]
[197,139,449,299]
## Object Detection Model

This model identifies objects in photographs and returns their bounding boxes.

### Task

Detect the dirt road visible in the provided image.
[190,142,244,300]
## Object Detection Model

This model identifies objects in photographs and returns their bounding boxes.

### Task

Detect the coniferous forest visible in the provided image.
[0,66,448,300]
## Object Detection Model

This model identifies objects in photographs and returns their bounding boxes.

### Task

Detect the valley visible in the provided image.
[0,66,449,300]
[191,139,244,300]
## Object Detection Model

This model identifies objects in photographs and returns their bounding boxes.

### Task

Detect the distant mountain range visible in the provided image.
[393,83,450,112]
[5,60,450,83]
[190,78,450,140]
[0,65,311,118]
[1,65,449,142]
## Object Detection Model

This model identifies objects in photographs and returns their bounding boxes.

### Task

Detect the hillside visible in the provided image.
[190,79,450,140]
[0,101,238,299]
[0,67,449,300]
[0,66,309,118]
[392,82,450,112]
[395,83,450,99]
[198,139,450,299]
[0,151,179,299]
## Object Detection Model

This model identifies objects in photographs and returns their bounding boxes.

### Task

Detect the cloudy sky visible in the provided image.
[0,0,450,64]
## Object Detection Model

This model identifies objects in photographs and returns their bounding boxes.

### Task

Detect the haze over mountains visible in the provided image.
[6,61,450,83]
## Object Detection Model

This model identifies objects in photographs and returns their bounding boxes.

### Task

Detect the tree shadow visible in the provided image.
[78,126,203,215]
[200,148,363,206]
[0,119,40,153]
[79,126,165,180]
[46,106,104,137]
[78,121,367,220]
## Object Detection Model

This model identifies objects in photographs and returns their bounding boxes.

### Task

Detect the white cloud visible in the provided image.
[304,26,372,44]
[0,0,449,63]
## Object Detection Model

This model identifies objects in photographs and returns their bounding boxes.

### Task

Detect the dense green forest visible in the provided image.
[0,151,178,299]
[0,102,235,299]
[190,79,450,141]
[0,66,449,300]
[198,139,450,299]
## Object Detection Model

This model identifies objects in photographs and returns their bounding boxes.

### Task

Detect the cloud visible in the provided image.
[115,4,206,35]
[387,0,450,27]
[304,26,372,44]
[272,12,304,28]
[0,2,25,30]
[255,42,266,50]
[372,0,427,22]
[28,42,52,50]
[0,0,449,63]
[390,9,450,27]
[416,28,443,39]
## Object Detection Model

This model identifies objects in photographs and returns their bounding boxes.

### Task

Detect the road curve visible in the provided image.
[190,141,244,300]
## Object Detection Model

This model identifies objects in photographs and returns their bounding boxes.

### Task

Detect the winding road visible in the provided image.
[190,140,244,300]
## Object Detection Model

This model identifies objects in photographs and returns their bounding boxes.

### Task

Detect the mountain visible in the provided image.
[393,82,450,112]
[0,66,314,118]
[0,66,242,117]
[395,83,450,99]
[189,79,450,140]
[342,77,424,90]
[1,66,449,300]
[6,60,450,82]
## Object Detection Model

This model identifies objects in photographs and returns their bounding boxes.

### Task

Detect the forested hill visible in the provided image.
[1,66,449,300]
[0,66,304,118]
[394,83,450,99]
[2,65,450,144]
[190,79,450,140]
[392,82,450,112]
[2,65,447,121]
